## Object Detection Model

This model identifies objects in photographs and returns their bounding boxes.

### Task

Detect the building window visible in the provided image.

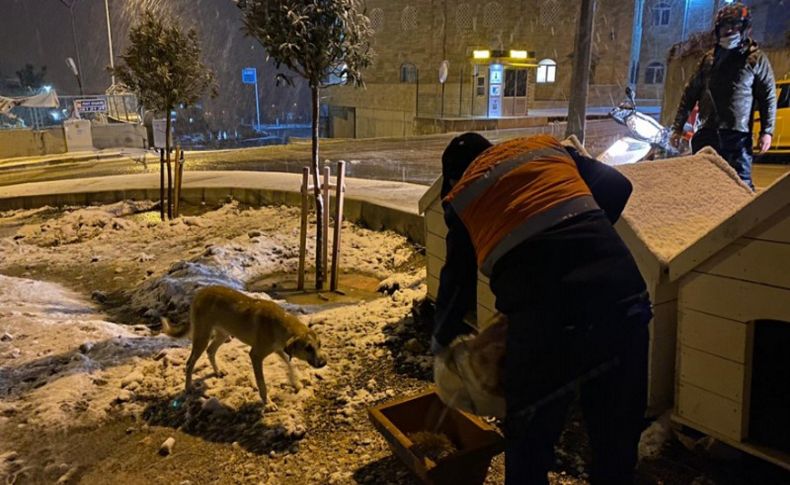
[644,62,665,84]
[476,76,486,96]
[483,2,503,29]
[456,3,474,32]
[504,69,528,97]
[401,6,418,32]
[540,0,561,25]
[369,8,384,34]
[651,2,671,26]
[400,63,418,83]
[536,59,557,84]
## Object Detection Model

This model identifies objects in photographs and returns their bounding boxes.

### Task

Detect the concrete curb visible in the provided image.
[0,171,427,245]
[0,151,128,171]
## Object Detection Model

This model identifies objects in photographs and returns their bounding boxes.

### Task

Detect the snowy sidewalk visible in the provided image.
[0,148,148,170]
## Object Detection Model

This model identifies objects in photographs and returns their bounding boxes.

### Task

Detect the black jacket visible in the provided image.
[432,147,643,349]
[672,40,776,136]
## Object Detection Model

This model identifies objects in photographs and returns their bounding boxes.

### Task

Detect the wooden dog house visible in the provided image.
[614,148,754,411]
[420,146,757,413]
[670,172,790,470]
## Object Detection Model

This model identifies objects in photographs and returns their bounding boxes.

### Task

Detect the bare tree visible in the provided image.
[112,10,216,219]
[16,64,48,92]
[239,0,373,289]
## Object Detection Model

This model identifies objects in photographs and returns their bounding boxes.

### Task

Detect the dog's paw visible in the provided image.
[214,370,227,378]
[264,399,279,413]
[292,382,303,393]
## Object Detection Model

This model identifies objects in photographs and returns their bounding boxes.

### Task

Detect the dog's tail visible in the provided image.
[160,316,190,338]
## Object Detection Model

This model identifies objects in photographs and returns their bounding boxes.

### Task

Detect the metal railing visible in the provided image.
[0,93,140,130]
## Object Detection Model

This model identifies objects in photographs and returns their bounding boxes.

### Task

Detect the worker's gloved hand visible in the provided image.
[433,314,507,419]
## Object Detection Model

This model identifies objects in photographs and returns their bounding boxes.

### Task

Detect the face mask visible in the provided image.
[718,32,742,50]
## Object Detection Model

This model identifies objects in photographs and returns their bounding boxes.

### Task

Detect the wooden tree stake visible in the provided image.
[330,161,346,291]
[297,167,310,290]
[322,166,331,286]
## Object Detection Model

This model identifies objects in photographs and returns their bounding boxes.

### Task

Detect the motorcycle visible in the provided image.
[598,87,688,165]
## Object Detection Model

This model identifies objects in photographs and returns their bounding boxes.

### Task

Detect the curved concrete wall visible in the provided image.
[0,172,426,245]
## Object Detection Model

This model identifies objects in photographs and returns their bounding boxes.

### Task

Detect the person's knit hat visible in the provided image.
[441,132,493,198]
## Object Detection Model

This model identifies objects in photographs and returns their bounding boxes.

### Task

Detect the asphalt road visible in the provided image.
[0,119,786,189]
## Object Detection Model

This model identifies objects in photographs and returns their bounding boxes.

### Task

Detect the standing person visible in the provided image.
[433,133,652,484]
[670,2,776,190]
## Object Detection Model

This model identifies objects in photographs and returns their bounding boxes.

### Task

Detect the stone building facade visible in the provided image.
[326,0,787,138]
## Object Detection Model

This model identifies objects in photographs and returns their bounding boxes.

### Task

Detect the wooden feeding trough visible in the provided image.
[368,389,504,485]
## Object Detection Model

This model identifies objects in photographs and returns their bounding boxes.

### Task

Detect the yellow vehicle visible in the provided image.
[754,79,790,156]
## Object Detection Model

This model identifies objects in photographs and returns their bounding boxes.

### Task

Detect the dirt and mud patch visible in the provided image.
[1,201,788,485]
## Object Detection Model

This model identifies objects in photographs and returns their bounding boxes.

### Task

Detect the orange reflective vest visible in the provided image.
[443,135,599,275]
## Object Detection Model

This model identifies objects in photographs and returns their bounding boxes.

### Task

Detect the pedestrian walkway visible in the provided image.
[0,148,147,170]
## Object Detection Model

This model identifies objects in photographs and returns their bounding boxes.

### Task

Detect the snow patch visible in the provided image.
[617,149,754,265]
[639,412,673,459]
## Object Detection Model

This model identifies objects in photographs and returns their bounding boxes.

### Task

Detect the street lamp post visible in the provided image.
[566,0,597,143]
[66,57,83,95]
[105,0,116,87]
[59,0,85,94]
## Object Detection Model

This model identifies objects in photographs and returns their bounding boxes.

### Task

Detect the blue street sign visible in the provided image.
[242,67,257,84]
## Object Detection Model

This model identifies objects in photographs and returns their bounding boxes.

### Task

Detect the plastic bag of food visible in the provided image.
[434,313,507,418]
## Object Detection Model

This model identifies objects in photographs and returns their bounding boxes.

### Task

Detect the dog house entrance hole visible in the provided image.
[748,319,790,453]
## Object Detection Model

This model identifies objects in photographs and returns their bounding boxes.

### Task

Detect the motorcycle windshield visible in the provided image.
[626,112,663,143]
[598,137,652,166]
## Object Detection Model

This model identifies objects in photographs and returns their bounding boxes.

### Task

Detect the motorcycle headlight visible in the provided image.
[627,113,663,143]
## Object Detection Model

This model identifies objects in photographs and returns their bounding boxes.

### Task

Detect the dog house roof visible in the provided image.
[617,147,790,281]
[617,148,753,267]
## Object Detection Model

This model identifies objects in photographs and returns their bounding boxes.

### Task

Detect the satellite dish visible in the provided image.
[439,60,449,84]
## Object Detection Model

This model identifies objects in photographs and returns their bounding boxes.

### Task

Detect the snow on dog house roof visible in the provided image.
[615,147,756,284]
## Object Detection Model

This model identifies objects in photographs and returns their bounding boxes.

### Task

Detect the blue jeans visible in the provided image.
[692,128,754,190]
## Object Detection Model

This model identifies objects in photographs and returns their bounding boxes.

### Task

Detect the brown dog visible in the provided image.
[162,285,327,411]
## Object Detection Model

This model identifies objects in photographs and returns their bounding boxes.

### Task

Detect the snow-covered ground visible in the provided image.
[0,200,433,483]
[2,200,770,485]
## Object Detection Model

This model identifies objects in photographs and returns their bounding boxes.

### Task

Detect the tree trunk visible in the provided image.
[566,0,596,144]
[165,108,173,220]
[311,86,324,289]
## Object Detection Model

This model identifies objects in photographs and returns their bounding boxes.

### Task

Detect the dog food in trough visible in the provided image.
[369,389,503,485]
[407,431,459,462]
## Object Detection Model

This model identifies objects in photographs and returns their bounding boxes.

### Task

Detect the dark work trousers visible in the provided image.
[490,210,651,485]
[692,128,755,190]
[503,313,649,485]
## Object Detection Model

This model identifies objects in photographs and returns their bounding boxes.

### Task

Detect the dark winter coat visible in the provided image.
[672,40,776,136]
[432,146,648,349]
